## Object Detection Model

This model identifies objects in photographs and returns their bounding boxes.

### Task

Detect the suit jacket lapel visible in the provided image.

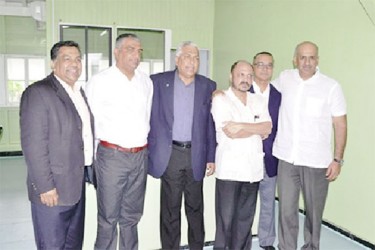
[269,85,279,113]
[163,71,175,128]
[49,73,81,125]
[50,74,73,105]
[193,77,204,128]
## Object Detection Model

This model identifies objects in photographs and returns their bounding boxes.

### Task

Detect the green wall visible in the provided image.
[213,0,375,244]
[0,16,46,55]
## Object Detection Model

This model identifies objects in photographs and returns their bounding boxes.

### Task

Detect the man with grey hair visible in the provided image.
[273,41,347,250]
[85,33,153,250]
[148,41,217,249]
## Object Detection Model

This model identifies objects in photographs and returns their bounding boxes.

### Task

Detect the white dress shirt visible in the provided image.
[272,69,347,168]
[85,65,153,148]
[211,87,271,182]
[252,81,270,105]
[56,75,93,166]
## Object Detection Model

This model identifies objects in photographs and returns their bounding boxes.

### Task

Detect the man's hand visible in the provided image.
[326,161,341,182]
[40,188,59,207]
[206,162,215,176]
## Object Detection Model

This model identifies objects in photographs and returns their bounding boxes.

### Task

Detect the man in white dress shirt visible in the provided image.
[211,60,272,249]
[251,52,281,250]
[85,33,153,250]
[273,41,347,250]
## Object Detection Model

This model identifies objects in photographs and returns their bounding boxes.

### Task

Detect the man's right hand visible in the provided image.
[40,188,59,207]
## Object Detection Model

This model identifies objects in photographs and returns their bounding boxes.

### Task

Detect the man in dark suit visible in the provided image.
[251,52,281,250]
[20,41,94,250]
[148,41,217,250]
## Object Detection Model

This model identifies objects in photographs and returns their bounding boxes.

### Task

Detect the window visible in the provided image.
[0,15,47,107]
[117,27,171,74]
[5,56,46,106]
[139,60,165,75]
[60,25,112,86]
[59,25,171,80]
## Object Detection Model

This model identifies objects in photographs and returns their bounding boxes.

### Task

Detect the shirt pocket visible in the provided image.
[305,97,324,117]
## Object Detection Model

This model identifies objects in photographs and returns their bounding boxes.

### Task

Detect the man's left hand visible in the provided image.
[326,161,341,181]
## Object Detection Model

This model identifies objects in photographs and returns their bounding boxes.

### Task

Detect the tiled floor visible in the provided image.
[0,156,372,250]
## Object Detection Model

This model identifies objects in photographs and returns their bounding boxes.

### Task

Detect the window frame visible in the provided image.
[59,23,113,83]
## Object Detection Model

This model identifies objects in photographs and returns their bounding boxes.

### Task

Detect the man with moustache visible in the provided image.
[252,52,281,250]
[273,41,347,250]
[20,40,94,249]
[211,60,272,249]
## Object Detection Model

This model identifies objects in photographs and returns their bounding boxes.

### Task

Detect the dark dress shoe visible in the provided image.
[260,246,276,250]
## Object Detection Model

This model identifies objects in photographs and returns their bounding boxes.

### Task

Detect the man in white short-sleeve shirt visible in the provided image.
[211,60,272,249]
[272,41,347,250]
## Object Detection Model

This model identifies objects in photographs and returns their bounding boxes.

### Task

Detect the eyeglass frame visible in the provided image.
[253,62,274,70]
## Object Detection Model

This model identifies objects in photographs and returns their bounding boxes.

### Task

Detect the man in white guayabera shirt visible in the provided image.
[211,60,272,250]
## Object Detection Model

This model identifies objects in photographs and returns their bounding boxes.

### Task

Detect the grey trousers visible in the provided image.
[277,160,329,250]
[94,144,148,250]
[257,170,277,247]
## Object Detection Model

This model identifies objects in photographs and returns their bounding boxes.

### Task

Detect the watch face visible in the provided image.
[334,158,344,166]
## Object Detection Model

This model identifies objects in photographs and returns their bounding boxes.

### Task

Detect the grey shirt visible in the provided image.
[172,71,195,141]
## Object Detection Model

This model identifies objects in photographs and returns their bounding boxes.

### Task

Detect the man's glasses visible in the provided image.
[254,62,273,70]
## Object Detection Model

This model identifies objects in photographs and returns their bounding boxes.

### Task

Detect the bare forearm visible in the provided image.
[223,121,272,139]
[241,121,272,135]
[333,115,347,159]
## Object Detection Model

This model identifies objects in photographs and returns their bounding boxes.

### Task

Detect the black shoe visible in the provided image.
[260,246,276,250]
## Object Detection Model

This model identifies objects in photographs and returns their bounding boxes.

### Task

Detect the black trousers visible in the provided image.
[31,180,85,250]
[160,145,204,250]
[214,179,259,250]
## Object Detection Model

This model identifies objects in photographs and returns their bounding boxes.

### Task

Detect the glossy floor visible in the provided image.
[0,156,371,250]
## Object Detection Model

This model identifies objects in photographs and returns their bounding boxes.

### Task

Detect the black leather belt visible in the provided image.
[172,140,192,148]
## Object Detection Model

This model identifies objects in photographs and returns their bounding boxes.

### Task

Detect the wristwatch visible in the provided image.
[333,158,344,166]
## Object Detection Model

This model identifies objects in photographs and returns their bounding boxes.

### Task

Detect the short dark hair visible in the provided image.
[50,41,81,60]
[253,51,273,61]
[115,33,141,48]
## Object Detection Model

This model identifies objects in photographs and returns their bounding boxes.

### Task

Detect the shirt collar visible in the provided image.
[54,74,81,92]
[252,81,270,95]
[294,68,321,83]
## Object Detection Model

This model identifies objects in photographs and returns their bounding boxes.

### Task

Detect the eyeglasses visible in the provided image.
[254,62,273,70]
